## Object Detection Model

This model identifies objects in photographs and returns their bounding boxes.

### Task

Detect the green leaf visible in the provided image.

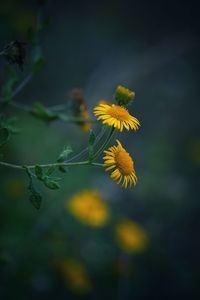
[35,165,43,180]
[43,178,60,190]
[25,167,42,209]
[31,102,59,122]
[0,115,20,134]
[0,128,10,147]
[58,165,67,173]
[88,129,96,161]
[29,192,42,210]
[32,46,45,74]
[89,129,96,146]
[1,66,19,103]
[57,145,73,163]
[46,166,55,176]
[33,56,45,74]
[34,164,61,190]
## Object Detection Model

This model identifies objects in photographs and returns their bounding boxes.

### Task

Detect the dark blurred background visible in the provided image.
[0,0,200,299]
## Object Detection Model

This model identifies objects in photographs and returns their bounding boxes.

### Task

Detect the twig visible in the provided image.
[0,160,103,170]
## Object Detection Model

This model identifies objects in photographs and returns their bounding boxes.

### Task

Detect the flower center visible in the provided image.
[115,149,134,175]
[108,105,130,121]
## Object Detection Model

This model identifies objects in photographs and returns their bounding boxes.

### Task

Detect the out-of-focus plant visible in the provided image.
[65,189,149,253]
[67,190,109,227]
[115,219,148,253]
[0,2,141,210]
[56,259,92,294]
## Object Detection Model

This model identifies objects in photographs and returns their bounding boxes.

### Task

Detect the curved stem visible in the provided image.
[91,162,103,167]
[12,74,33,98]
[93,127,115,159]
[66,125,107,163]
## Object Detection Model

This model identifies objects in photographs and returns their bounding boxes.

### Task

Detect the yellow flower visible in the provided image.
[115,219,148,253]
[67,190,109,227]
[103,140,137,188]
[93,103,140,132]
[115,85,136,106]
[57,259,92,294]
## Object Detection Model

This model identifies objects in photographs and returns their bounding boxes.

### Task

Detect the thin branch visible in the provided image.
[0,73,33,111]
[66,125,107,163]
[12,74,33,98]
[0,72,99,123]
[0,160,91,170]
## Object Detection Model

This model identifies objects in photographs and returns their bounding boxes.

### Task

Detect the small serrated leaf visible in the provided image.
[58,165,67,173]
[57,145,73,163]
[29,192,42,210]
[35,165,43,180]
[25,167,42,209]
[46,166,55,176]
[1,65,19,103]
[31,102,59,122]
[89,129,96,146]
[43,178,60,190]
[32,46,45,74]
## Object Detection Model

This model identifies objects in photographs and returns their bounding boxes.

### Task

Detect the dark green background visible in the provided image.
[0,0,200,299]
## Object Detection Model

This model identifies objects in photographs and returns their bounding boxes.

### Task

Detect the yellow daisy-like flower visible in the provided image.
[56,259,92,294]
[93,103,140,131]
[103,140,137,188]
[115,219,148,253]
[67,190,109,227]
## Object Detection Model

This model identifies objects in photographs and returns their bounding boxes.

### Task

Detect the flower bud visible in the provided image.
[115,85,135,106]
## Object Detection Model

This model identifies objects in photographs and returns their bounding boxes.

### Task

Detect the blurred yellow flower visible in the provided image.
[94,103,140,132]
[79,109,91,132]
[57,259,92,294]
[115,85,136,106]
[5,179,26,199]
[68,88,91,132]
[103,140,137,188]
[67,190,109,227]
[115,219,148,253]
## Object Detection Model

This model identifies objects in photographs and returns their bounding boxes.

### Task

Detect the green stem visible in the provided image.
[0,160,90,170]
[93,127,115,159]
[91,162,103,167]
[59,115,98,123]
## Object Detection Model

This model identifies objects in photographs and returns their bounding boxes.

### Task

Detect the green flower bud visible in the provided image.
[115,85,135,106]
